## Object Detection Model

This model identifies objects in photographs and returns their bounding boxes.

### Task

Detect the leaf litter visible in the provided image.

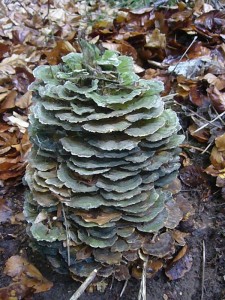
[0,0,225,299]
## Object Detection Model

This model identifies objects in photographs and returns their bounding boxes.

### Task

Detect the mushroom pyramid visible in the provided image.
[24,41,184,280]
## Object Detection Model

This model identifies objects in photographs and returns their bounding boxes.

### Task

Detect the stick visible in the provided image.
[43,0,50,20]
[147,60,167,69]
[172,36,198,73]
[201,240,206,300]
[62,204,71,266]
[161,93,178,101]
[120,279,128,298]
[70,269,98,300]
[174,103,221,129]
[201,141,213,155]
[212,106,225,126]
[180,144,211,155]
[138,260,147,300]
[194,111,225,133]
[110,273,115,290]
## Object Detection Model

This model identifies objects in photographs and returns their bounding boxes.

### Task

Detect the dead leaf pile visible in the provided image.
[0,0,112,191]
[206,133,225,195]
[2,0,225,194]
[0,255,53,299]
[88,1,225,186]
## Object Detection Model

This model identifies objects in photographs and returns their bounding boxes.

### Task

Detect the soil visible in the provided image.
[1,165,225,300]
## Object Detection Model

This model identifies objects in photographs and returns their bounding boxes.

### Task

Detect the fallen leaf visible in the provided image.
[44,41,76,65]
[132,259,163,279]
[102,40,137,60]
[195,10,225,39]
[12,67,34,93]
[4,255,53,293]
[172,230,189,246]
[215,133,225,151]
[75,210,121,225]
[188,123,210,143]
[207,85,225,113]
[15,91,32,109]
[145,29,166,49]
[210,146,225,170]
[179,165,209,187]
[204,73,225,91]
[165,245,193,280]
[0,90,17,112]
[180,165,211,200]
[0,282,34,300]
[0,198,12,223]
[10,212,25,224]
[180,151,192,167]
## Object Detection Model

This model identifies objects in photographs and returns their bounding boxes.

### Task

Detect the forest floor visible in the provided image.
[1,0,225,299]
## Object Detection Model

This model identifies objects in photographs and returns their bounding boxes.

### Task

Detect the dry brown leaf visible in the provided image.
[0,90,17,112]
[195,10,225,39]
[145,29,166,49]
[207,85,225,113]
[179,165,209,187]
[204,73,225,90]
[210,146,225,170]
[180,152,192,167]
[132,259,163,280]
[102,40,137,60]
[4,255,53,293]
[172,230,189,246]
[10,212,25,224]
[165,245,193,280]
[0,282,34,300]
[215,133,225,151]
[75,210,121,225]
[44,41,76,65]
[188,123,210,143]
[0,87,11,102]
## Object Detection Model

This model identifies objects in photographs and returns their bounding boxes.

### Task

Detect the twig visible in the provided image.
[201,141,213,155]
[120,279,128,298]
[110,273,115,290]
[174,103,221,129]
[70,269,98,300]
[172,36,198,73]
[201,240,206,300]
[194,111,225,133]
[161,93,178,101]
[62,204,71,266]
[43,0,50,20]
[147,60,167,69]
[138,260,147,300]
[180,144,211,155]
[212,106,225,126]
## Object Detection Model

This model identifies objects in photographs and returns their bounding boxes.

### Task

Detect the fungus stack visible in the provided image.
[24,42,184,281]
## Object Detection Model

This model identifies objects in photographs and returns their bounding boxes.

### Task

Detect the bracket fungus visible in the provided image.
[24,41,184,282]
